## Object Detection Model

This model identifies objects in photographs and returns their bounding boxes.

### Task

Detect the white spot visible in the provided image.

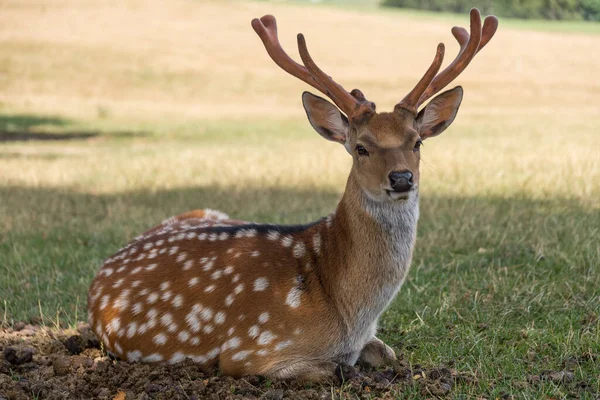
[131,280,142,287]
[161,290,172,301]
[155,239,165,246]
[234,283,245,295]
[275,340,293,351]
[253,277,269,291]
[250,250,260,257]
[153,333,168,345]
[223,266,234,275]
[160,282,170,291]
[248,325,260,339]
[207,347,221,360]
[326,214,333,228]
[176,252,188,263]
[285,287,302,308]
[231,350,253,361]
[211,269,222,280]
[294,328,303,335]
[183,259,194,270]
[202,260,215,272]
[169,352,186,365]
[142,353,164,363]
[116,266,126,273]
[227,327,235,336]
[209,233,218,241]
[293,242,306,258]
[115,290,130,310]
[191,337,200,345]
[127,350,142,362]
[147,292,159,304]
[232,274,241,283]
[172,294,183,308]
[257,330,276,345]
[112,278,124,289]
[143,242,153,251]
[145,263,158,271]
[200,308,214,322]
[126,322,138,338]
[203,324,214,334]
[235,228,257,238]
[169,246,179,255]
[131,266,143,274]
[107,317,121,334]
[281,235,293,247]
[266,230,280,241]
[197,233,207,240]
[222,337,241,351]
[189,277,199,287]
[139,288,149,296]
[114,342,123,354]
[186,313,201,333]
[100,295,110,310]
[257,349,268,356]
[160,313,174,327]
[219,232,229,240]
[258,312,269,324]
[186,232,197,240]
[204,284,216,293]
[138,323,149,335]
[214,312,226,325]
[177,330,190,342]
[225,294,234,306]
[132,302,144,315]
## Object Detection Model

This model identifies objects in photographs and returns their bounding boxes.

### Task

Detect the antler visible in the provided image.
[252,15,375,121]
[396,8,498,114]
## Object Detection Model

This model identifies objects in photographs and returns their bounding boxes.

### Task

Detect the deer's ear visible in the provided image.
[302,92,349,145]
[416,86,463,140]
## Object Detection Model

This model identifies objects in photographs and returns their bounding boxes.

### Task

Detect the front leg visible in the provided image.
[357,336,397,368]
[267,360,338,382]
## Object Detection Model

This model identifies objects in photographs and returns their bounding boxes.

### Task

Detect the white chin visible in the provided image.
[387,191,410,201]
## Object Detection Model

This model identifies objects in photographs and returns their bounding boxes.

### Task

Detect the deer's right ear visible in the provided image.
[302,92,349,146]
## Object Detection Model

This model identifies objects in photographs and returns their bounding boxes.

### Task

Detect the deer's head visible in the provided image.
[252,10,497,203]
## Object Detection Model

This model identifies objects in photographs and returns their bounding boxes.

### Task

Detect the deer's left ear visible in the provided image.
[416,86,463,140]
[302,92,349,146]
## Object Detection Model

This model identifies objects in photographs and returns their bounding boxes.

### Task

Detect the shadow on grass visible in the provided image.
[0,183,598,324]
[0,113,148,142]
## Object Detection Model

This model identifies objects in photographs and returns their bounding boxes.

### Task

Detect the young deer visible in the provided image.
[88,9,497,380]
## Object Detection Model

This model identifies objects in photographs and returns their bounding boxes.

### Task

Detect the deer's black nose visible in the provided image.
[388,170,413,192]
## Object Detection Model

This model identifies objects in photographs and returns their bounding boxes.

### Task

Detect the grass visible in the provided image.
[0,0,599,397]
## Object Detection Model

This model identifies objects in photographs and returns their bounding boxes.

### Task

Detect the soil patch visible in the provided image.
[1,323,465,399]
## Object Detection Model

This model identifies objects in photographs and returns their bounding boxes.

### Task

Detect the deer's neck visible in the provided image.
[317,174,419,336]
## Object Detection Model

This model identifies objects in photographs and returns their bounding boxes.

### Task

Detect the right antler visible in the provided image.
[252,15,375,121]
[396,8,498,114]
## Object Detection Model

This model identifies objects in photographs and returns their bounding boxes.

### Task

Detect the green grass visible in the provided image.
[1,109,598,397]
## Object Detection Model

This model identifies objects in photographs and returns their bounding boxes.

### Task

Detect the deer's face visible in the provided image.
[303,87,463,203]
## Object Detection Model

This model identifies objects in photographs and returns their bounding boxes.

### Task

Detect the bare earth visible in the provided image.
[0,323,470,399]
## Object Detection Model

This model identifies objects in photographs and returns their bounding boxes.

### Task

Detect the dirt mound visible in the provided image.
[1,323,462,399]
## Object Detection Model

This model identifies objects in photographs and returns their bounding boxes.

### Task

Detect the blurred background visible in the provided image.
[0,0,598,396]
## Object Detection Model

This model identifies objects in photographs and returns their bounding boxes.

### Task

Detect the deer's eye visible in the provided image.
[356,145,369,157]
[413,139,423,152]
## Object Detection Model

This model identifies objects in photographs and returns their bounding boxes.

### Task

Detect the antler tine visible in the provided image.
[297,34,373,119]
[251,15,324,95]
[396,43,445,114]
[253,15,374,120]
[416,8,483,107]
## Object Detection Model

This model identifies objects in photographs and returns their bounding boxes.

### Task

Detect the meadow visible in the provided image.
[0,0,599,397]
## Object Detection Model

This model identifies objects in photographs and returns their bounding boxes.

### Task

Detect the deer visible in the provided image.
[87,9,497,381]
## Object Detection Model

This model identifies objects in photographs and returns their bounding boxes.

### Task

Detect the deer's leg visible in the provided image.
[267,360,338,382]
[357,336,396,368]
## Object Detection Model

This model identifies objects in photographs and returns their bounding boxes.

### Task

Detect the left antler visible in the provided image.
[252,15,375,121]
[396,8,498,114]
